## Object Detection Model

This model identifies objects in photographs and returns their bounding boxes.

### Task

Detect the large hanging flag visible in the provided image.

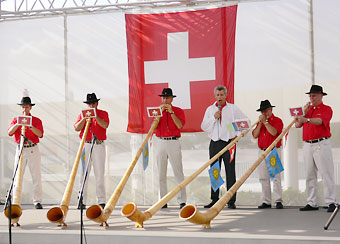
[142,142,149,171]
[208,161,225,192]
[126,6,238,133]
[266,147,284,179]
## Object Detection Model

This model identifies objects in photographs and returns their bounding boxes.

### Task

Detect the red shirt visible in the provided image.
[9,115,44,144]
[253,114,283,149]
[155,105,185,138]
[74,109,109,141]
[303,103,332,141]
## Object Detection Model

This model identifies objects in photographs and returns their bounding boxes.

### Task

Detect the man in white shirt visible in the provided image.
[201,85,249,209]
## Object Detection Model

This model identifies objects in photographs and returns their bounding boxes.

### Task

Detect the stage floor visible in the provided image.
[1,205,340,244]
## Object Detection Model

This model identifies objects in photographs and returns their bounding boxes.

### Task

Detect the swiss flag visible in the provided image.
[289,107,304,117]
[126,6,238,133]
[17,116,32,126]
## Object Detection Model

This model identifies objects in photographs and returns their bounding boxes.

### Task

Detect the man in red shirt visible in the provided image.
[154,88,186,209]
[252,100,283,209]
[8,96,44,209]
[74,93,109,209]
[296,85,336,212]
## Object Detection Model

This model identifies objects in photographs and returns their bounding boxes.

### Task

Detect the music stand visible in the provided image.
[324,204,340,230]
[77,135,96,244]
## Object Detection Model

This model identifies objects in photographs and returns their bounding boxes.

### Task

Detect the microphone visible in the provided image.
[218,105,221,120]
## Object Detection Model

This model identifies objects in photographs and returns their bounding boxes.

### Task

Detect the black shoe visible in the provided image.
[258,203,271,209]
[327,203,336,212]
[299,204,319,211]
[99,203,106,209]
[204,200,217,208]
[77,203,86,210]
[180,203,186,209]
[228,203,236,209]
[161,204,168,209]
[276,202,283,209]
[34,203,43,209]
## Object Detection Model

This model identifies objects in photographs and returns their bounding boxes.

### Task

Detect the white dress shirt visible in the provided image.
[201,102,249,142]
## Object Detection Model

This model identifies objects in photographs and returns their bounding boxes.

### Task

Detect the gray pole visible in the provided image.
[64,13,71,173]
[309,0,315,85]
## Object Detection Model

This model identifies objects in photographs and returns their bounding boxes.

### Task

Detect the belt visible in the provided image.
[159,137,178,140]
[85,140,104,144]
[23,143,37,148]
[305,137,328,144]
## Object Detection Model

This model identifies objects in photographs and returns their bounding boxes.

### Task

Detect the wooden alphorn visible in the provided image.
[4,126,26,226]
[121,121,258,228]
[47,119,91,227]
[179,118,297,228]
[86,117,160,226]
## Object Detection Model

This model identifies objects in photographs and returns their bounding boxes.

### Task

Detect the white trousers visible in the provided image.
[13,145,42,204]
[154,137,186,204]
[80,143,106,205]
[257,148,283,204]
[303,139,336,206]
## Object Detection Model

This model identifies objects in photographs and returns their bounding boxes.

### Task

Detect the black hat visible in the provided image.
[159,88,176,97]
[306,85,327,96]
[256,100,275,112]
[83,93,101,104]
[17,97,35,106]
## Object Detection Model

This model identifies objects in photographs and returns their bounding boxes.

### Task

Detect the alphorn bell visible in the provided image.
[47,118,91,227]
[4,126,26,226]
[179,118,297,228]
[86,117,161,226]
[121,121,258,228]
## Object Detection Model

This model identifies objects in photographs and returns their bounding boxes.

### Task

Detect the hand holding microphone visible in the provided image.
[214,105,222,119]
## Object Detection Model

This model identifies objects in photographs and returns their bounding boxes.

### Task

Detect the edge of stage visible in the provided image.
[1,205,340,244]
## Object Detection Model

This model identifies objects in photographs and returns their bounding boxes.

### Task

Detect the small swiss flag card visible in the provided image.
[289,107,304,117]
[17,116,32,126]
[81,108,97,118]
[147,107,162,117]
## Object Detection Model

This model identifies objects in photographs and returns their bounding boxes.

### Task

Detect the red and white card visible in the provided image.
[234,120,250,130]
[17,116,32,126]
[289,107,304,117]
[81,108,97,118]
[147,107,162,117]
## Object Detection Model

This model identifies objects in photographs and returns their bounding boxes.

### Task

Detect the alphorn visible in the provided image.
[47,118,91,227]
[4,126,26,226]
[86,117,160,226]
[179,118,297,228]
[121,121,258,228]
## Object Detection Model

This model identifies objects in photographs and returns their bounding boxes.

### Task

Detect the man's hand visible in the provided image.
[259,114,266,123]
[161,104,173,113]
[304,102,311,114]
[214,110,221,119]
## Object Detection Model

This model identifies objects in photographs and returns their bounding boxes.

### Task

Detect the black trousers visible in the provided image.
[209,139,237,204]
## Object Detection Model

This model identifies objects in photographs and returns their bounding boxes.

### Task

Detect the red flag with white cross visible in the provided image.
[126,6,238,133]
[289,107,304,117]
[17,116,32,127]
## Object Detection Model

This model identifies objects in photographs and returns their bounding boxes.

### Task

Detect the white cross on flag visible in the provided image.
[17,116,32,126]
[126,6,238,133]
[289,107,304,117]
[81,108,96,118]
